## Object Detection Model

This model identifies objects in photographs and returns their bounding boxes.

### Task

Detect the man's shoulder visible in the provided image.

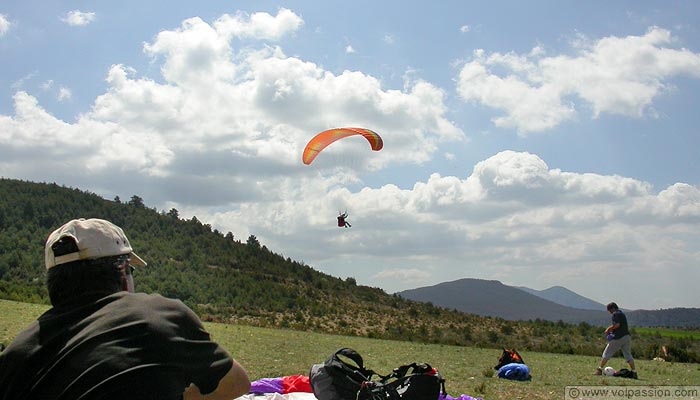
[94,292,190,322]
[612,310,628,325]
[105,292,202,332]
[118,292,189,310]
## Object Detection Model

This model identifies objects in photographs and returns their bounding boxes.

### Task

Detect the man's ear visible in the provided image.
[119,266,132,292]
[120,268,128,290]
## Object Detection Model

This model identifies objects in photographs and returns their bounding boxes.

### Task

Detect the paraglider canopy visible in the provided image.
[302,127,383,165]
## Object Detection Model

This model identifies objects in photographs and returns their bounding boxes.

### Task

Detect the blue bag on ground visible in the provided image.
[497,363,531,381]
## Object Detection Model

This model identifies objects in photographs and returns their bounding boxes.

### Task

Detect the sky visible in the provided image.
[1,1,699,310]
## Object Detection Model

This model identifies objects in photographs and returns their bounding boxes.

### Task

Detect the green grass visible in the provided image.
[635,327,700,340]
[3,299,699,400]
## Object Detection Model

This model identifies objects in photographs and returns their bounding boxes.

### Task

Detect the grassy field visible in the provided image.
[2,299,699,400]
[636,327,700,340]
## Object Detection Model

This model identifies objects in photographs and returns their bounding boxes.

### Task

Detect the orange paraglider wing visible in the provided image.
[302,127,383,165]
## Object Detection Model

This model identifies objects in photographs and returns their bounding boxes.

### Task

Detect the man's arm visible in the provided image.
[604,322,620,334]
[183,359,250,400]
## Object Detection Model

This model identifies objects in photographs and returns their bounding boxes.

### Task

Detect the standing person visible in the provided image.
[0,218,251,400]
[595,302,637,378]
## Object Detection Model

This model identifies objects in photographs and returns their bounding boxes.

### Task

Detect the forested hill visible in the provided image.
[1,178,698,363]
[0,177,496,346]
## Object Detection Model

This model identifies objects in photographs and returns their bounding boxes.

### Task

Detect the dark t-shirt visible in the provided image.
[611,309,630,339]
[0,292,233,400]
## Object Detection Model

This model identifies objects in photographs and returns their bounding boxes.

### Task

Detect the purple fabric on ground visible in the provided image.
[439,392,484,400]
[250,377,283,394]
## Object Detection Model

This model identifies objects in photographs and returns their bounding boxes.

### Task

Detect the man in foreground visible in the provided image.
[595,302,637,378]
[0,218,250,399]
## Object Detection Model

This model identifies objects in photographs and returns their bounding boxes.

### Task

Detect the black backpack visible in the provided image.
[359,362,445,400]
[310,348,376,400]
[614,369,637,379]
[309,348,445,400]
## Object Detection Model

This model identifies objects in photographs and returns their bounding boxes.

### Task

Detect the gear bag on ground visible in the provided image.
[309,347,445,400]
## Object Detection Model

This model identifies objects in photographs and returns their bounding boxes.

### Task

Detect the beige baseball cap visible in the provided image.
[45,218,147,269]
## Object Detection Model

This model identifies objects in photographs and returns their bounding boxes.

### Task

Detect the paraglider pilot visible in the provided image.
[337,212,351,228]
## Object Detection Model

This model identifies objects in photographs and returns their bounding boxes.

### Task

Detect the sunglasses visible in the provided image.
[115,256,136,276]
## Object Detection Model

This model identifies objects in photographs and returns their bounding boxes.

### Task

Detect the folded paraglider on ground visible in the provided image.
[494,348,532,381]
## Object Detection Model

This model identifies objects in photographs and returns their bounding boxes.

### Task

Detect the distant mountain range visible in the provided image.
[516,285,605,311]
[397,278,700,328]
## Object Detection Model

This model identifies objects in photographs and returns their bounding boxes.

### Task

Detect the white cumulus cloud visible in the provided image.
[61,10,96,26]
[456,27,700,134]
[373,268,432,282]
[57,87,72,101]
[214,8,303,41]
[196,150,699,305]
[0,14,10,36]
